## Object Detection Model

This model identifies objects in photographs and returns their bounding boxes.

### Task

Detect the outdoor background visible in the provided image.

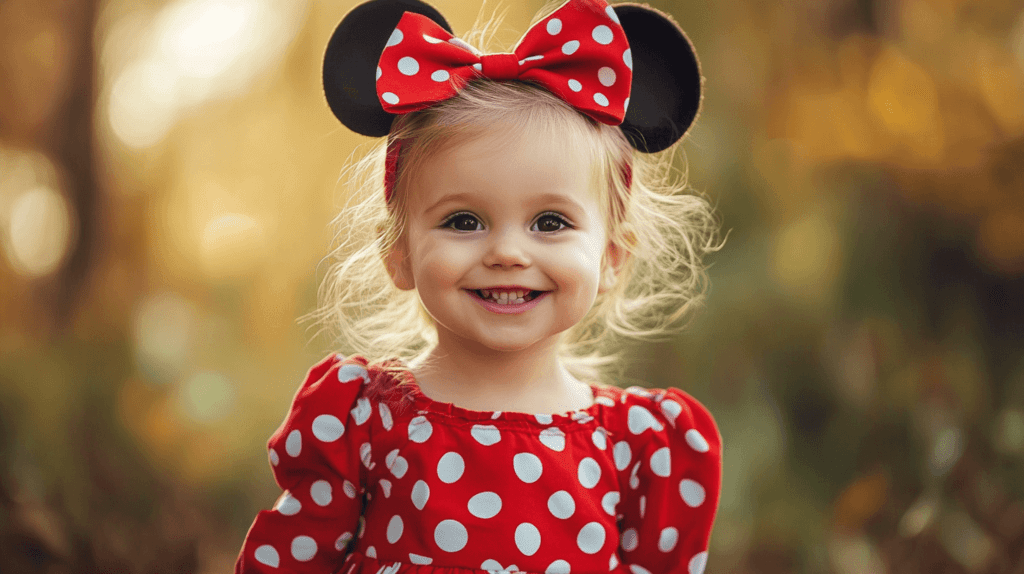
[2,0,1023,572]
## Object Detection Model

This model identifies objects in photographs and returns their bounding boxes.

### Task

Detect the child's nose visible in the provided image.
[481,228,531,268]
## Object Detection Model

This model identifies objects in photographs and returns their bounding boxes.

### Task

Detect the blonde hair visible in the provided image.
[304,5,723,387]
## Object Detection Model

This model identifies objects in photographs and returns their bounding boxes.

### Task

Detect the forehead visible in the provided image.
[407,121,602,212]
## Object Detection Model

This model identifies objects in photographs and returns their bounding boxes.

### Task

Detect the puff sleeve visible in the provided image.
[615,388,722,574]
[234,355,374,573]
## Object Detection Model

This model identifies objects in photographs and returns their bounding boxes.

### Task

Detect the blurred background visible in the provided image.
[1,0,1023,572]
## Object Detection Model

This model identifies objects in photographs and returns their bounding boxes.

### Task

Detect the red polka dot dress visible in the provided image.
[235,354,721,574]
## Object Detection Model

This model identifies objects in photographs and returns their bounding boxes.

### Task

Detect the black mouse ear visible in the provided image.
[323,0,453,137]
[614,4,703,153]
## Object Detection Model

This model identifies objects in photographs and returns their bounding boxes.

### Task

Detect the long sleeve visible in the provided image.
[235,355,374,573]
[614,387,722,574]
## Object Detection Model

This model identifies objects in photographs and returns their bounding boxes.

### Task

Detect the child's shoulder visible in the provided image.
[591,381,721,451]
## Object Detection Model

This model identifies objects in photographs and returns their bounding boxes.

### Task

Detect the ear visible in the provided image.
[598,240,628,294]
[384,235,415,291]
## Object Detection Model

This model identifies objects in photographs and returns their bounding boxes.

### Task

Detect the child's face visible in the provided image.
[387,123,623,354]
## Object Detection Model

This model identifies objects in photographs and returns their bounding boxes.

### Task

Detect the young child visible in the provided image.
[235,0,722,572]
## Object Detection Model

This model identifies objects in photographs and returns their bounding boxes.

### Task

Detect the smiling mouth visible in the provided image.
[469,289,546,304]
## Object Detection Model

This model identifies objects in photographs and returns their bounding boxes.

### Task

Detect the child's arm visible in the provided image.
[235,355,371,573]
[615,388,722,574]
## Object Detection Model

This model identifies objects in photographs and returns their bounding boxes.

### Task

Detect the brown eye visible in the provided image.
[442,213,482,231]
[533,214,571,233]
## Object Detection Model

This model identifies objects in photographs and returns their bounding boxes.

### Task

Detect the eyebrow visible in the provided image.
[425,192,586,215]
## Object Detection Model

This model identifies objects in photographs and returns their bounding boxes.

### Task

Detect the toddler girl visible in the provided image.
[235,0,722,572]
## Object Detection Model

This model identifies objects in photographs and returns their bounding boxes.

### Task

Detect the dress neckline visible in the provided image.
[374,357,617,427]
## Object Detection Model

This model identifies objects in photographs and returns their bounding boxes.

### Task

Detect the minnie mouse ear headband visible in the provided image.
[323,0,702,198]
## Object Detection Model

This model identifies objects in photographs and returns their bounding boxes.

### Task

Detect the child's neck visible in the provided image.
[410,340,594,415]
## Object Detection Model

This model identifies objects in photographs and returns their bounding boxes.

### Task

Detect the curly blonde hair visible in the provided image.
[304,5,723,387]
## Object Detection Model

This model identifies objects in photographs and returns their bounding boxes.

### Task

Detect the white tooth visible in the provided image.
[515,290,523,299]
[499,292,508,300]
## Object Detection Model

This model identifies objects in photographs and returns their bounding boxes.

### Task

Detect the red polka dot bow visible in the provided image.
[375,0,633,126]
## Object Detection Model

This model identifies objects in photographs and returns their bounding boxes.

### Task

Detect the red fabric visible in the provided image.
[235,355,721,574]
[375,0,633,126]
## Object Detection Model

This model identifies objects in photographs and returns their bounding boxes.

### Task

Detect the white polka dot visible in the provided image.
[623,48,632,70]
[535,413,553,425]
[254,544,279,567]
[359,442,372,468]
[472,424,501,446]
[376,66,382,81]
[310,480,332,506]
[386,28,403,47]
[650,447,671,477]
[385,449,408,478]
[357,516,365,538]
[680,479,706,507]
[514,453,543,483]
[481,559,504,570]
[515,523,541,556]
[568,79,582,92]
[337,363,369,384]
[621,528,639,551]
[472,63,482,72]
[431,69,450,82]
[520,55,544,64]
[387,515,404,543]
[598,67,616,87]
[628,405,663,434]
[562,40,580,55]
[601,491,619,515]
[613,441,631,470]
[335,532,353,551]
[592,25,614,45]
[285,429,301,456]
[658,527,678,552]
[624,97,630,113]
[398,56,419,76]
[435,519,469,552]
[352,398,371,424]
[422,34,443,44]
[448,37,479,54]
[411,479,429,510]
[408,416,432,442]
[630,565,652,574]
[492,411,502,419]
[606,5,620,24]
[437,452,465,483]
[291,535,317,562]
[546,18,562,35]
[410,554,433,565]
[269,448,279,466]
[468,492,502,519]
[595,396,615,407]
[546,559,571,574]
[547,490,575,519]
[578,458,601,488]
[610,554,619,570]
[630,461,641,489]
[365,546,376,558]
[378,403,393,430]
[689,552,708,574]
[686,429,710,452]
[592,429,607,450]
[343,480,356,498]
[379,478,392,498]
[381,92,399,105]
[661,400,682,425]
[312,414,344,442]
[576,522,605,554]
[275,492,301,515]
[539,427,566,451]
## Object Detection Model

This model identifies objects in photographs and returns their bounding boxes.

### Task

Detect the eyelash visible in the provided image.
[440,211,573,232]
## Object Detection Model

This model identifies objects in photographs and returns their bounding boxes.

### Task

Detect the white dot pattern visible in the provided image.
[245,356,720,574]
